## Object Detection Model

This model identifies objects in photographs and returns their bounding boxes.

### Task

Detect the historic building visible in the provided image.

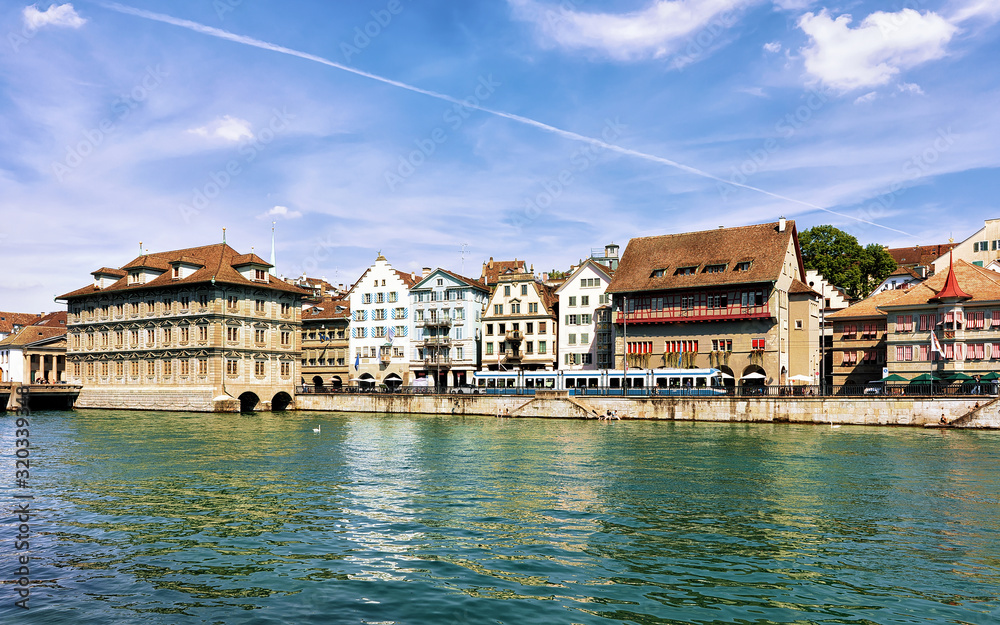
[409,268,490,388]
[555,259,615,370]
[480,266,558,371]
[301,298,350,390]
[347,255,419,388]
[606,219,820,386]
[929,220,999,273]
[880,256,1000,380]
[0,311,43,341]
[56,243,309,412]
[826,289,907,387]
[0,312,67,383]
[480,257,527,289]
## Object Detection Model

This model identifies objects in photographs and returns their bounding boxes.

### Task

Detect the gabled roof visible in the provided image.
[32,311,67,327]
[930,253,972,301]
[787,278,820,297]
[554,258,614,294]
[302,299,351,321]
[878,259,1000,309]
[887,243,956,268]
[412,268,489,292]
[0,312,42,334]
[91,267,127,277]
[480,258,527,286]
[0,324,66,348]
[607,221,800,294]
[57,243,310,300]
[827,288,909,320]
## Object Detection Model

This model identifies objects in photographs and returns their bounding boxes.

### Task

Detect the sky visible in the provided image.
[1,0,998,312]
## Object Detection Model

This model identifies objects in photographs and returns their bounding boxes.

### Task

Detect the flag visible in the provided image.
[387,326,395,342]
[930,330,945,359]
[354,353,360,370]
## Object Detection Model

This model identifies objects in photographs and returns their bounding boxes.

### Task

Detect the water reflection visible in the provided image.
[2,412,1000,624]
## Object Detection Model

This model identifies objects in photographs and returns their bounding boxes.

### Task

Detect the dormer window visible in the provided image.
[651,269,666,278]
[703,264,726,274]
[173,267,180,279]
[675,266,697,276]
[736,261,752,271]
[255,269,266,281]
[129,271,141,284]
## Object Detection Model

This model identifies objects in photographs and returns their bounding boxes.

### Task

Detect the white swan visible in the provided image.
[312,424,321,433]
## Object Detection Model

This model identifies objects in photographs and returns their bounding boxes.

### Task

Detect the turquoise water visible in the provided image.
[3,410,1000,624]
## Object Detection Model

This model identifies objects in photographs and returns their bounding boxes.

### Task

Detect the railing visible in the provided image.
[423,336,452,347]
[424,356,452,365]
[506,330,524,341]
[416,317,452,328]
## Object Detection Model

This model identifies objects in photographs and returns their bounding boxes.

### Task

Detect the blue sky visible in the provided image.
[2,0,998,312]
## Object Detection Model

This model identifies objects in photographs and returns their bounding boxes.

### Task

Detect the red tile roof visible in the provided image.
[302,299,351,322]
[607,221,801,294]
[57,243,310,300]
[827,288,909,320]
[480,258,527,286]
[886,243,956,268]
[877,259,1000,309]
[0,312,42,334]
[0,324,66,347]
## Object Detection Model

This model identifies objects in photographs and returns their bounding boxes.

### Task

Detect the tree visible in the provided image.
[799,225,896,299]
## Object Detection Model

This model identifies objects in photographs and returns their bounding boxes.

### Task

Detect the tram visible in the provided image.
[471,368,728,396]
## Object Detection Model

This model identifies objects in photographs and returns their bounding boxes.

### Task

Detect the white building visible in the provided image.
[555,259,614,370]
[931,218,1000,274]
[347,255,418,388]
[409,268,490,388]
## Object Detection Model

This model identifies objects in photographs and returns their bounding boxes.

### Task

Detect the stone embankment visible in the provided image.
[296,391,1000,429]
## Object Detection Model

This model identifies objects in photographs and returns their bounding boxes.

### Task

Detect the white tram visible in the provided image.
[471,368,727,396]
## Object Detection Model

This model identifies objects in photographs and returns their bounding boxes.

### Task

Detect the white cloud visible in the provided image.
[798,9,957,91]
[23,3,86,29]
[188,115,253,142]
[763,41,781,53]
[772,0,813,9]
[264,205,303,219]
[853,91,878,105]
[897,82,924,95]
[950,0,1000,24]
[739,86,768,97]
[509,0,749,61]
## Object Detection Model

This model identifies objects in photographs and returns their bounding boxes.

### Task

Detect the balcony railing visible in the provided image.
[424,356,452,366]
[423,336,452,347]
[505,330,524,342]
[616,303,771,324]
[415,317,452,328]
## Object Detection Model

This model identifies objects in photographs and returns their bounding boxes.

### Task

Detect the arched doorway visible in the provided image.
[357,373,376,391]
[719,365,736,389]
[740,365,767,395]
[312,375,325,392]
[330,375,343,389]
[271,392,292,411]
[384,373,403,391]
[238,392,260,412]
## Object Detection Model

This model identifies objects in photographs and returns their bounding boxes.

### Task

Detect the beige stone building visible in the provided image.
[56,243,309,412]
[606,219,820,387]
[301,298,350,390]
[0,312,68,383]
[480,266,559,371]
[826,289,906,387]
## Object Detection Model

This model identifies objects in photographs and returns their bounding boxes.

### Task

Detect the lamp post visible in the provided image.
[810,279,825,396]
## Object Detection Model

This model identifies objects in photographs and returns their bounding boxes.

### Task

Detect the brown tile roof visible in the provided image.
[788,278,820,296]
[393,269,419,289]
[887,265,923,279]
[57,243,310,300]
[886,243,956,268]
[0,325,66,347]
[31,311,67,327]
[607,221,801,294]
[231,253,271,267]
[827,288,909,320]
[91,267,127,277]
[302,299,351,322]
[480,258,526,286]
[878,259,1000,309]
[415,268,489,292]
[0,312,42,334]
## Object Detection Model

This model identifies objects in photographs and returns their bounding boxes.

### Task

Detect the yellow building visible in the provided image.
[57,243,309,412]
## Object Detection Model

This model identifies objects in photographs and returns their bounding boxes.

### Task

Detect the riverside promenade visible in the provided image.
[296,390,1000,429]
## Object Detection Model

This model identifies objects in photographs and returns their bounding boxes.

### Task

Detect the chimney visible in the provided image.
[422,267,431,278]
[778,216,786,232]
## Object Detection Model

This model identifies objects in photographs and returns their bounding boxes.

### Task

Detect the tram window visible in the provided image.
[526,378,535,388]
[682,377,693,388]
[566,378,575,388]
[669,378,680,388]
[478,378,486,387]
[610,377,621,388]
[589,378,598,388]
[506,378,515,388]
[696,377,707,387]
[632,378,644,388]
[487,378,496,388]
[545,378,555,389]
[711,377,723,387]
[656,377,668,388]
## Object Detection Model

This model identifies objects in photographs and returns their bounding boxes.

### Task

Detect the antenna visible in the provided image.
[461,243,470,274]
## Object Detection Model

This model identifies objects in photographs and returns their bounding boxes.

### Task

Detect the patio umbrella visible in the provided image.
[946,372,974,381]
[980,372,1000,380]
[788,374,813,382]
[740,372,766,380]
[882,374,908,382]
[909,373,938,383]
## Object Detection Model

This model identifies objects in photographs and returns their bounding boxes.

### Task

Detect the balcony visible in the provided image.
[503,350,522,361]
[423,336,452,347]
[615,303,771,324]
[424,356,452,366]
[505,330,524,342]
[417,316,452,328]
[380,353,392,364]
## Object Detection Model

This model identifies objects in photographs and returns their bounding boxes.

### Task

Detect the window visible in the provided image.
[581,333,589,344]
[494,304,503,315]
[456,346,464,360]
[146,361,154,376]
[255,299,265,312]
[651,269,665,278]
[486,343,494,355]
[200,295,209,307]
[703,264,726,274]
[255,269,266,281]
[180,327,189,343]
[522,285,528,296]
[376,292,384,304]
[566,314,578,325]
[198,359,207,375]
[181,360,191,376]
[486,324,494,335]
[896,315,914,332]
[795,319,803,329]
[538,341,547,354]
[180,297,190,310]
[363,293,372,304]
[199,326,208,341]
[254,361,265,377]
[528,302,538,314]
[146,329,155,344]
[280,362,290,377]
[504,285,511,297]
[280,302,290,315]
[510,303,521,314]
[675,266,697,276]
[498,323,506,334]
[581,314,592,324]
[131,329,139,345]
[569,296,577,307]
[752,338,765,350]
[227,326,239,342]
[736,261,752,271]
[581,295,589,306]
[539,322,546,334]
[255,329,266,343]
[163,360,172,376]
[281,331,291,346]
[680,296,694,310]
[394,307,406,319]
[227,296,238,309]
[569,334,576,345]
[526,322,534,334]
[226,360,239,375]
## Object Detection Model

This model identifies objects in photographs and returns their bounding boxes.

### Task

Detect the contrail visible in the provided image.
[99,1,912,237]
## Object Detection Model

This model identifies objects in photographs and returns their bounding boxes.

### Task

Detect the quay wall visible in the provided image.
[295,393,1000,429]
[73,387,221,412]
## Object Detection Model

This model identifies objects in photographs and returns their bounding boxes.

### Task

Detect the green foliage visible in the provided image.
[799,226,896,299]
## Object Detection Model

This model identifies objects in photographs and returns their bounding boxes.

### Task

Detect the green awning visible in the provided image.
[981,372,1000,380]
[909,373,938,383]
[882,374,908,382]
[946,372,974,381]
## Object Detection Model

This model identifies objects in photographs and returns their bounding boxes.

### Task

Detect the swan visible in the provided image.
[312,424,321,433]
